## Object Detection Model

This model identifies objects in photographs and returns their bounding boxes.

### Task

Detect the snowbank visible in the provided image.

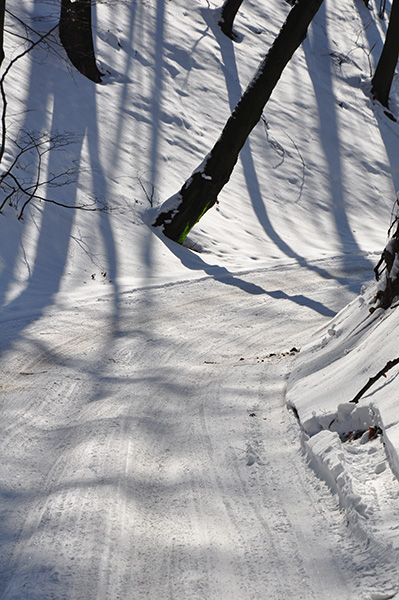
[287,281,399,560]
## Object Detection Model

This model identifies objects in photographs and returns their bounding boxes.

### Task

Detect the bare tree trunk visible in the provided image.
[373,210,399,310]
[59,0,102,83]
[219,0,244,40]
[0,0,5,67]
[371,0,399,108]
[154,0,324,243]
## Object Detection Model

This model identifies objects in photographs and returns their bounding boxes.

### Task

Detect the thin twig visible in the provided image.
[18,196,108,220]
[137,175,155,206]
[0,23,59,164]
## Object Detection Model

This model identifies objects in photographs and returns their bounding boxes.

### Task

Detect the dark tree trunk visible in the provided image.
[0,0,5,67]
[373,216,399,310]
[154,0,324,243]
[59,0,102,83]
[219,0,244,40]
[371,0,399,108]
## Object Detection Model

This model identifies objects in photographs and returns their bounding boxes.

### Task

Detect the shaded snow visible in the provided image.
[1,0,399,597]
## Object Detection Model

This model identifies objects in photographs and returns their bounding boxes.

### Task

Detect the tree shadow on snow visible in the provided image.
[159,232,339,317]
[196,7,372,296]
[303,4,374,271]
[353,0,399,192]
[0,3,120,357]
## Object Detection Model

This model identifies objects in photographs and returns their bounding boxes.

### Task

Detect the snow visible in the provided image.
[1,0,399,598]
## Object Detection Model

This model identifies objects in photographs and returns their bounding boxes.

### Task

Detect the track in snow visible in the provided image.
[0,257,384,599]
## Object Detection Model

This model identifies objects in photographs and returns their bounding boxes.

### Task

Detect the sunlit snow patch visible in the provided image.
[287,282,399,592]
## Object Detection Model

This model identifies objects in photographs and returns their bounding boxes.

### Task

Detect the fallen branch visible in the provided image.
[350,357,399,403]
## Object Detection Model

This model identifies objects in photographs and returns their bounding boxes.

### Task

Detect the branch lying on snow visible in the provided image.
[350,357,399,404]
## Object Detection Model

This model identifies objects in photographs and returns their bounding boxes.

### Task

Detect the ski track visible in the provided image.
[0,258,387,599]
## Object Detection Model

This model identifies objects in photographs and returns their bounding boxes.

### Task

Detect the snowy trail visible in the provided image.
[1,0,399,596]
[0,257,376,599]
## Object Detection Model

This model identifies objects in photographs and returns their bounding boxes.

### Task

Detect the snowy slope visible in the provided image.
[287,281,399,592]
[1,0,399,597]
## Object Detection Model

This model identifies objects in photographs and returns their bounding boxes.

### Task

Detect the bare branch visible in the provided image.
[18,196,109,221]
[350,357,399,403]
[0,15,108,221]
[0,22,59,164]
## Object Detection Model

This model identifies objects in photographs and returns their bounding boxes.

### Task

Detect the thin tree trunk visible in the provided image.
[154,0,324,243]
[373,216,399,310]
[59,0,102,83]
[219,0,244,40]
[371,0,399,108]
[0,0,5,67]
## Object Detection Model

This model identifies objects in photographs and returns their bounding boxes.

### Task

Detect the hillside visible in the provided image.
[0,0,399,598]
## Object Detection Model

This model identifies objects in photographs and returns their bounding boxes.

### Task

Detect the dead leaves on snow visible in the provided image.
[204,347,300,365]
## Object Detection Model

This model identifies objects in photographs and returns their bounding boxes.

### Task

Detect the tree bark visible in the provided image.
[0,0,5,67]
[219,0,244,40]
[371,0,399,108]
[154,0,324,243]
[373,217,399,310]
[59,0,102,83]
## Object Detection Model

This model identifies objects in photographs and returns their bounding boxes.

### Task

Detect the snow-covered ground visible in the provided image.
[1,0,399,597]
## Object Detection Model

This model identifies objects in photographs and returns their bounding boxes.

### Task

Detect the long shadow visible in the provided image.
[150,0,165,193]
[306,6,380,269]
[0,7,124,591]
[0,30,54,316]
[102,1,137,171]
[160,233,340,317]
[199,7,373,289]
[303,4,377,270]
[140,0,166,277]
[0,4,119,350]
[354,0,399,192]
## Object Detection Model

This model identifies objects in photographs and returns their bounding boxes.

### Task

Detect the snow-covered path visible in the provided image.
[0,257,376,599]
[2,0,399,595]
